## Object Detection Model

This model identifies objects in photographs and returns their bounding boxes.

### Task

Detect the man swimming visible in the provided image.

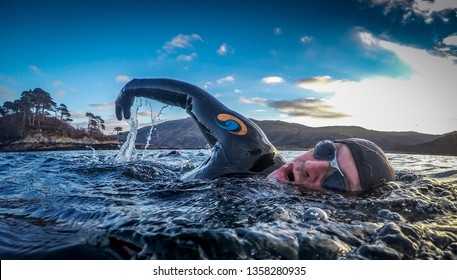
[115,78,394,193]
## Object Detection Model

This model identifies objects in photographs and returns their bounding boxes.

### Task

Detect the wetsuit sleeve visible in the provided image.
[115,78,286,181]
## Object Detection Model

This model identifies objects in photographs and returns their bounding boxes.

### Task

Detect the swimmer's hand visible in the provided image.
[115,87,135,120]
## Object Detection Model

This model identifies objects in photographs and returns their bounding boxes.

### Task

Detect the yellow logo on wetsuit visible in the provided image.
[216,113,248,136]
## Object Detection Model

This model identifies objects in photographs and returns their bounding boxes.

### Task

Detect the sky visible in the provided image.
[1,0,457,135]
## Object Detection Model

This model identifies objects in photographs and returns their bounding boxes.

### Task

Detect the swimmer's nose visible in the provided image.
[289,162,307,184]
[283,163,296,182]
[300,160,330,186]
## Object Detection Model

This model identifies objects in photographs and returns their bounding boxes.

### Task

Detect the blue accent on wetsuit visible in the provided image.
[115,78,286,182]
[217,119,240,132]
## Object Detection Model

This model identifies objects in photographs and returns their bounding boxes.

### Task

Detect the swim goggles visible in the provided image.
[313,140,348,192]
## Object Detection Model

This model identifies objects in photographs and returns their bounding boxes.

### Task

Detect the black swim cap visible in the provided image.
[334,138,394,190]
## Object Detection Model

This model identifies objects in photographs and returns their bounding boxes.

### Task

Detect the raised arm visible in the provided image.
[115,78,286,181]
[116,78,233,147]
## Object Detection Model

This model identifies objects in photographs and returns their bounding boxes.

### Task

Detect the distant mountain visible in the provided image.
[253,120,438,150]
[118,118,207,149]
[397,131,457,156]
[117,118,455,155]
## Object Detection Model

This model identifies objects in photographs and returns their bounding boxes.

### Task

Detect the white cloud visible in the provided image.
[217,43,228,55]
[300,35,313,44]
[239,97,268,105]
[116,75,131,83]
[274,27,282,35]
[177,53,197,61]
[358,31,379,48]
[234,89,242,94]
[217,43,234,55]
[296,76,349,92]
[28,65,42,75]
[202,81,212,89]
[413,0,457,18]
[89,102,115,110]
[443,35,457,46]
[299,32,457,134]
[217,75,235,84]
[369,0,457,23]
[261,76,285,84]
[68,112,87,120]
[137,111,155,118]
[163,34,203,52]
[240,97,348,118]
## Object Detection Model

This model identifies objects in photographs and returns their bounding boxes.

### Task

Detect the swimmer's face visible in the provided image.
[267,142,361,193]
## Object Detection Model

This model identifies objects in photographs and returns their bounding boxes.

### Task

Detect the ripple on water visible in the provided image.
[0,151,456,259]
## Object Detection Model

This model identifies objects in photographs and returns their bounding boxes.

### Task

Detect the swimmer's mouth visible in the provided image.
[286,171,295,182]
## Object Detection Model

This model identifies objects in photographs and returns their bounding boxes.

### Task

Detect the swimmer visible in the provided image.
[115,78,394,193]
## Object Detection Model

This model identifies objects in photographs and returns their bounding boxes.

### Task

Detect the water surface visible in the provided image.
[0,150,456,259]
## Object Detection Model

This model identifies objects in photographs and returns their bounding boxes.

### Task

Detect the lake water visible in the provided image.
[0,149,456,259]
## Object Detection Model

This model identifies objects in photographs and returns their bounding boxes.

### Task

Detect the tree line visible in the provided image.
[0,88,112,143]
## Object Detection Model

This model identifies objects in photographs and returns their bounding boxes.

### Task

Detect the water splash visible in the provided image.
[115,104,139,162]
[114,100,171,162]
[85,145,100,162]
[141,103,169,160]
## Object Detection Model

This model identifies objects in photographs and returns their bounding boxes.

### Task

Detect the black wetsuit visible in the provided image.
[115,78,286,182]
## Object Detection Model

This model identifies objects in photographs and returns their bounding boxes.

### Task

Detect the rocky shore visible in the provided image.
[0,134,120,152]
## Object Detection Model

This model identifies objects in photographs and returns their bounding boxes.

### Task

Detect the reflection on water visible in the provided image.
[0,150,456,259]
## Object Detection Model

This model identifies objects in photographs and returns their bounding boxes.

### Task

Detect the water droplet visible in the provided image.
[303,207,328,221]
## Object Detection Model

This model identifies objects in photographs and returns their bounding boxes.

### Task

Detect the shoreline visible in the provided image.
[0,140,203,153]
[0,143,456,157]
[0,142,121,152]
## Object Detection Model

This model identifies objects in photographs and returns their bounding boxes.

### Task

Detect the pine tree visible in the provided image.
[57,103,72,122]
[114,127,123,135]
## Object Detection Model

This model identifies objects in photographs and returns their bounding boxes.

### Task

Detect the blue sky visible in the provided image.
[1,0,457,135]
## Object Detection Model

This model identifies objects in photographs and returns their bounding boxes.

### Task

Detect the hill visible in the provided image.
[253,120,438,150]
[397,131,457,156]
[119,118,207,149]
[117,117,455,155]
